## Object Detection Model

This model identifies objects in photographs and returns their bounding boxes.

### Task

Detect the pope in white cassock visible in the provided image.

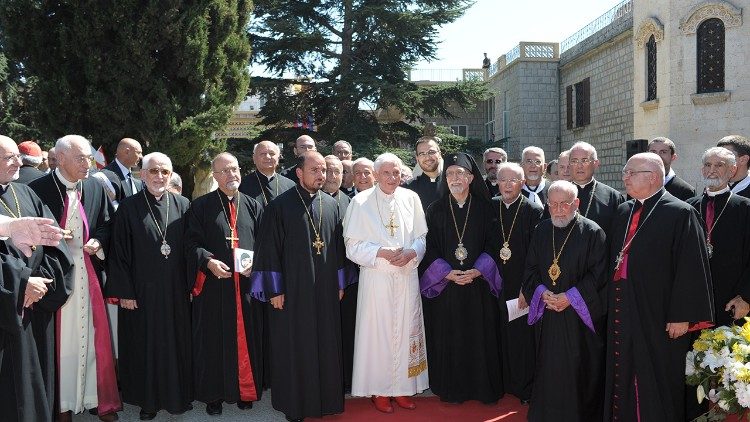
[343,152,428,413]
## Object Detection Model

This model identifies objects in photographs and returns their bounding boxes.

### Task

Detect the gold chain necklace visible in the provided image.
[700,191,733,258]
[255,171,279,206]
[295,187,325,255]
[0,184,22,218]
[448,194,472,265]
[498,195,524,264]
[143,190,171,258]
[375,189,400,237]
[217,190,240,246]
[548,214,578,285]
[580,180,597,218]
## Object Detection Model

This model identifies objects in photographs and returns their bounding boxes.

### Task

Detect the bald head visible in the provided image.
[623,153,664,200]
[0,136,21,184]
[253,140,281,176]
[116,138,143,168]
[294,135,316,157]
[341,159,354,188]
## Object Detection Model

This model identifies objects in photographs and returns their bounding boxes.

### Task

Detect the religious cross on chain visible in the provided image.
[385,214,399,237]
[226,228,239,245]
[312,237,325,255]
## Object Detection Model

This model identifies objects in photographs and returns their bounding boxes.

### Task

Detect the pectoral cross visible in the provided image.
[226,229,239,246]
[312,236,325,255]
[385,214,399,237]
[614,251,624,271]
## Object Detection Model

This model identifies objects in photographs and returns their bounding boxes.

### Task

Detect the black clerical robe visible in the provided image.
[239,171,296,208]
[492,195,543,401]
[522,182,549,206]
[0,183,73,422]
[665,174,696,201]
[340,186,355,198]
[419,195,503,404]
[185,190,264,405]
[522,216,607,422]
[484,178,499,197]
[280,165,299,184]
[404,173,442,211]
[105,191,193,413]
[576,179,624,236]
[250,186,346,420]
[730,175,750,199]
[604,190,714,422]
[687,192,750,326]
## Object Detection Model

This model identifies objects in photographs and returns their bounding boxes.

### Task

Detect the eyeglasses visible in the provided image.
[485,159,505,164]
[498,178,522,184]
[147,168,172,176]
[523,159,543,166]
[417,150,439,158]
[569,158,594,165]
[213,166,241,175]
[621,169,653,178]
[73,155,94,165]
[296,144,316,151]
[547,200,576,210]
[445,169,470,178]
[1,153,22,162]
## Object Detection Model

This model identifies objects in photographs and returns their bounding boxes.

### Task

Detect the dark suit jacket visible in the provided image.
[103,160,141,202]
[665,175,696,201]
[29,173,114,285]
[16,165,46,184]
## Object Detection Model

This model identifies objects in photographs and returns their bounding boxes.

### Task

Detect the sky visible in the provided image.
[414,0,625,70]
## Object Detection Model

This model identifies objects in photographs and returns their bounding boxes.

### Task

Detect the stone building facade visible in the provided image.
[428,0,749,191]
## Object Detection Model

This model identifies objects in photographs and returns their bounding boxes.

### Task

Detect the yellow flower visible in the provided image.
[694,340,710,352]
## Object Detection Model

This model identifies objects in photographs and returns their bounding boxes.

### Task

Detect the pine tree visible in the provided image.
[0,1,253,192]
[0,48,40,141]
[250,0,486,150]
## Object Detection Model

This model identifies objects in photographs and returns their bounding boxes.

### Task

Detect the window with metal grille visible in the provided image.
[450,125,467,137]
[697,18,725,94]
[575,78,590,127]
[566,85,573,129]
[646,35,657,101]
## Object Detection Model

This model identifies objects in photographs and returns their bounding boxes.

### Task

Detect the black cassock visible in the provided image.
[491,195,543,401]
[185,190,265,404]
[575,178,624,236]
[522,216,607,422]
[419,195,503,404]
[404,173,442,212]
[239,171,296,208]
[251,186,346,420]
[665,174,696,201]
[326,190,358,391]
[0,183,73,422]
[105,191,193,413]
[604,190,714,421]
[688,191,750,326]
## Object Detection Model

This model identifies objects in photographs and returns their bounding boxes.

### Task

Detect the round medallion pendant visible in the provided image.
[706,242,713,258]
[548,261,561,285]
[160,241,171,258]
[454,243,468,264]
[499,242,512,263]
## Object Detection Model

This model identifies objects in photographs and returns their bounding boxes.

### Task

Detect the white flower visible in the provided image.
[719,399,730,411]
[686,351,697,376]
[736,382,750,408]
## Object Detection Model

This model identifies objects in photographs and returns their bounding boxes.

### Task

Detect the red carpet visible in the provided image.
[311,395,528,421]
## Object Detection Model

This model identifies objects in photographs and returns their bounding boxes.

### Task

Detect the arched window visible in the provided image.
[646,35,657,101]
[697,18,725,93]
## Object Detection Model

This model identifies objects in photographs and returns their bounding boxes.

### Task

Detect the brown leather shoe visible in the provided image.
[371,395,394,413]
[57,411,72,422]
[393,396,416,410]
[98,412,119,422]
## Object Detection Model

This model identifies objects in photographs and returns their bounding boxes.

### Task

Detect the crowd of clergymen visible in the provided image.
[2,131,749,422]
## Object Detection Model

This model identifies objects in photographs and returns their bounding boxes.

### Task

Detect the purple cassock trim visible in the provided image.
[420,259,452,298]
[338,265,359,290]
[249,271,284,302]
[474,253,502,297]
[527,284,548,326]
[567,287,595,333]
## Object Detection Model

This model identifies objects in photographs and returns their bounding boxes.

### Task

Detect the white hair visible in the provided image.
[334,140,352,150]
[352,157,374,170]
[548,180,578,199]
[703,147,737,166]
[496,162,525,179]
[141,152,172,169]
[522,146,545,161]
[169,172,183,188]
[55,134,91,153]
[373,153,403,172]
[21,155,43,167]
[483,147,507,160]
[570,142,598,160]
[253,141,280,154]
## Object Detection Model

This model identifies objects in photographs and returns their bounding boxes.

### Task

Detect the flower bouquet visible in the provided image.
[686,320,750,421]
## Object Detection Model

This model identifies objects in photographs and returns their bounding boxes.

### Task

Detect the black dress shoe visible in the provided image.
[237,400,253,410]
[206,401,223,416]
[89,408,98,415]
[139,410,157,421]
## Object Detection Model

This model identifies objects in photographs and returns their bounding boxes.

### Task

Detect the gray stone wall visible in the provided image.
[420,99,487,142]
[559,29,634,190]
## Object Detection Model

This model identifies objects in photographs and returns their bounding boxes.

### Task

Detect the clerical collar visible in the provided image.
[524,178,546,192]
[637,188,663,204]
[256,171,276,182]
[55,168,78,190]
[574,178,595,189]
[706,186,730,197]
[731,173,750,194]
[487,178,498,187]
[0,183,8,191]
[503,194,522,208]
[145,190,164,202]
[324,189,338,197]
[376,185,396,199]
[664,168,676,185]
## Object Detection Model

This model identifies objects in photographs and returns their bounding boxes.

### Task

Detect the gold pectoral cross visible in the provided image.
[226,229,239,244]
[385,214,399,237]
[312,236,325,255]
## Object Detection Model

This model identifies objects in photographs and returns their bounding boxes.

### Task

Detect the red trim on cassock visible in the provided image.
[192,271,206,297]
[688,321,714,332]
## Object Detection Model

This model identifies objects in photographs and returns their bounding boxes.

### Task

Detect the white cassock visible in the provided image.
[58,177,99,413]
[344,186,429,397]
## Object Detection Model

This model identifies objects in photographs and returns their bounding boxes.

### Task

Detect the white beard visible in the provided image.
[703,177,724,188]
[227,180,240,191]
[552,213,576,228]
